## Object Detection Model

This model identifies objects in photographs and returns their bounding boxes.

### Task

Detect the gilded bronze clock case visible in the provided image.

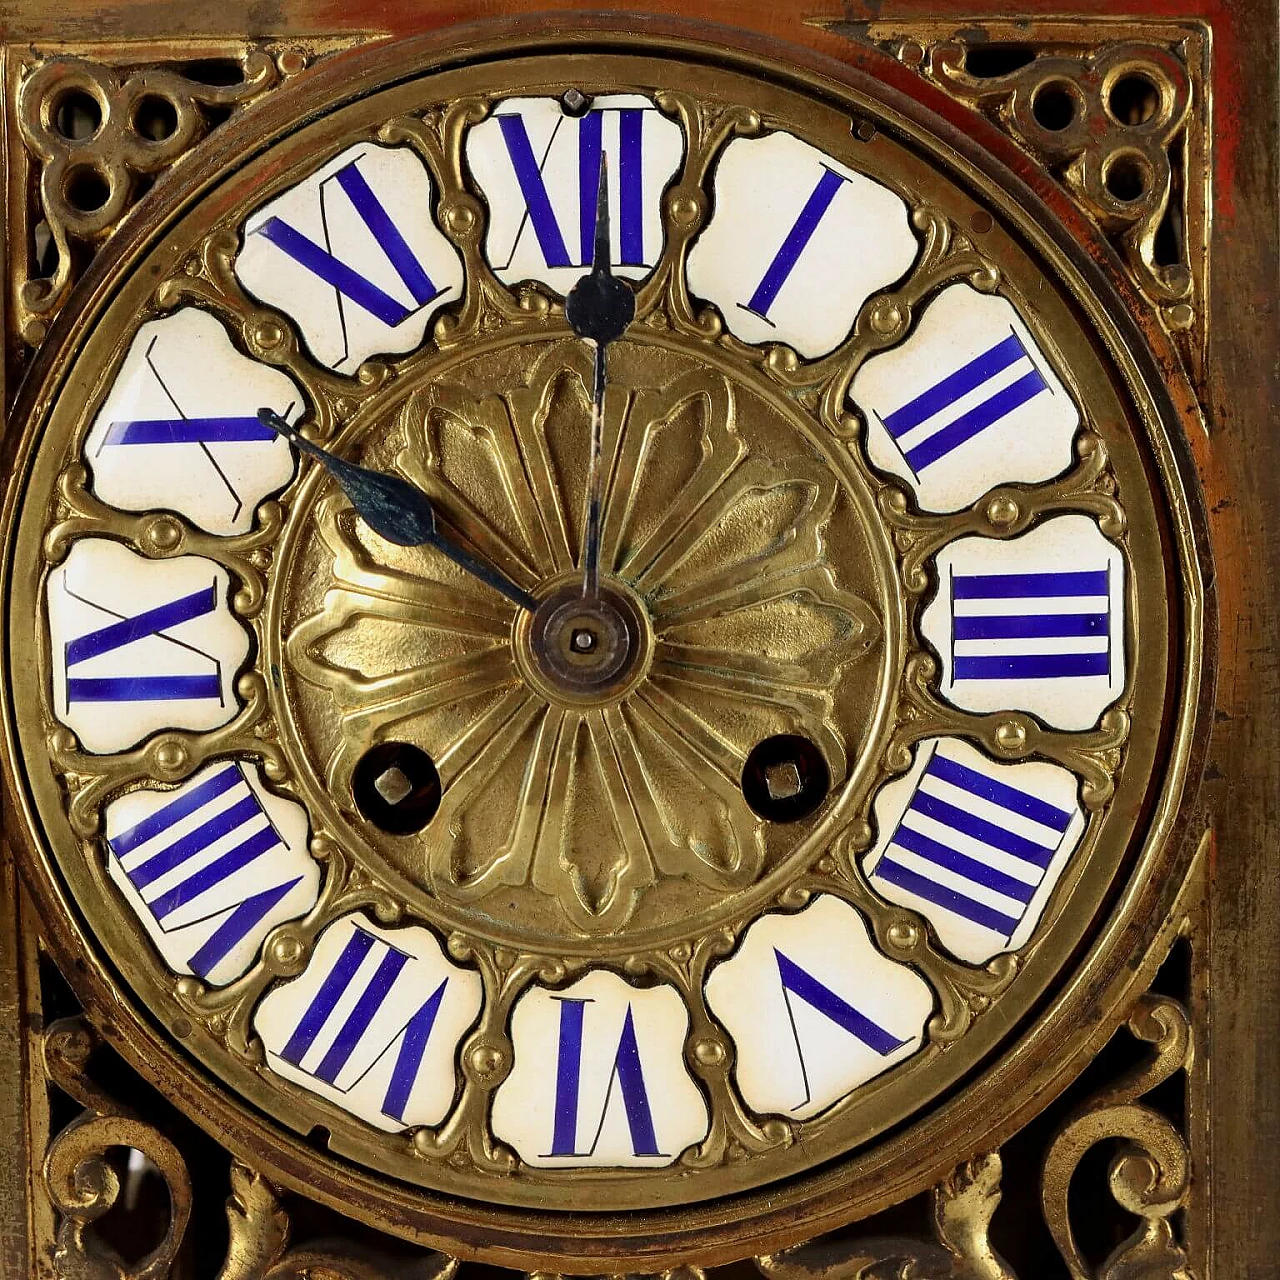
[0,16,1213,1272]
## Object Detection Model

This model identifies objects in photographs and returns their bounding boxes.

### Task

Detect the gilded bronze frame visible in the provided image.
[0,3,1274,1277]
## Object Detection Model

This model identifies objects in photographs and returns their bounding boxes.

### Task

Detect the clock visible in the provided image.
[0,18,1210,1273]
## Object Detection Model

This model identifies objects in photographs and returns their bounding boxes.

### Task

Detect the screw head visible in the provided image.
[373,765,413,806]
[764,761,803,801]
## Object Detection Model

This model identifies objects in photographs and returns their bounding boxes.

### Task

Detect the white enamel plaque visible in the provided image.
[466,94,685,296]
[864,738,1086,964]
[686,131,918,359]
[46,539,250,754]
[852,284,1080,512]
[84,308,301,535]
[103,760,319,986]
[919,514,1126,731]
[704,894,933,1119]
[236,143,464,372]
[254,913,482,1132]
[491,968,708,1167]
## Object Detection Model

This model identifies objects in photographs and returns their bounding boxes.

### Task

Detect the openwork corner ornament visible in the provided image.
[12,44,326,346]
[817,19,1210,401]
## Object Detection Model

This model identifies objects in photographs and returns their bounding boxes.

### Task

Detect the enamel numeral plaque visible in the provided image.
[0,26,1210,1274]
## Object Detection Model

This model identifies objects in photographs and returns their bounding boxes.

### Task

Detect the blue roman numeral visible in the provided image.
[101,417,274,446]
[96,334,284,522]
[775,949,907,1111]
[950,567,1112,682]
[256,157,442,327]
[547,997,661,1157]
[63,581,224,706]
[881,330,1049,474]
[495,106,648,271]
[278,927,447,1123]
[870,748,1074,941]
[742,166,849,322]
[108,763,303,979]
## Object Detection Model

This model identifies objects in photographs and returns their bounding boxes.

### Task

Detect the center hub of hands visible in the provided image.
[520,580,651,705]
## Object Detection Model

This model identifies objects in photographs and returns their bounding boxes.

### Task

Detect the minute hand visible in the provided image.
[258,408,538,613]
[565,154,635,600]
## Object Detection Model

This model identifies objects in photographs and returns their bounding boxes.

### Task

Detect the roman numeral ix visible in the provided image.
[62,579,225,708]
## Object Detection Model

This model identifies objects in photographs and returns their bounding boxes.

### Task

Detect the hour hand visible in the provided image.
[258,408,538,613]
[565,156,635,348]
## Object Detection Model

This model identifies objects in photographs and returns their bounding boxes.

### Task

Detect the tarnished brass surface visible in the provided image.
[0,5,1259,1269]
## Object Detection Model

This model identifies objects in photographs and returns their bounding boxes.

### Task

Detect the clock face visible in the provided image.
[1,28,1206,1268]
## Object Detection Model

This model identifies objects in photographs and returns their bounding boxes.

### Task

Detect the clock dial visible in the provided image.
[0,33,1205,1267]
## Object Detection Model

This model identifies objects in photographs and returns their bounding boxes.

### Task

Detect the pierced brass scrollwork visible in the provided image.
[42,1018,192,1280]
[1042,993,1195,1280]
[919,42,1194,308]
[14,49,289,344]
[817,19,1210,402]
